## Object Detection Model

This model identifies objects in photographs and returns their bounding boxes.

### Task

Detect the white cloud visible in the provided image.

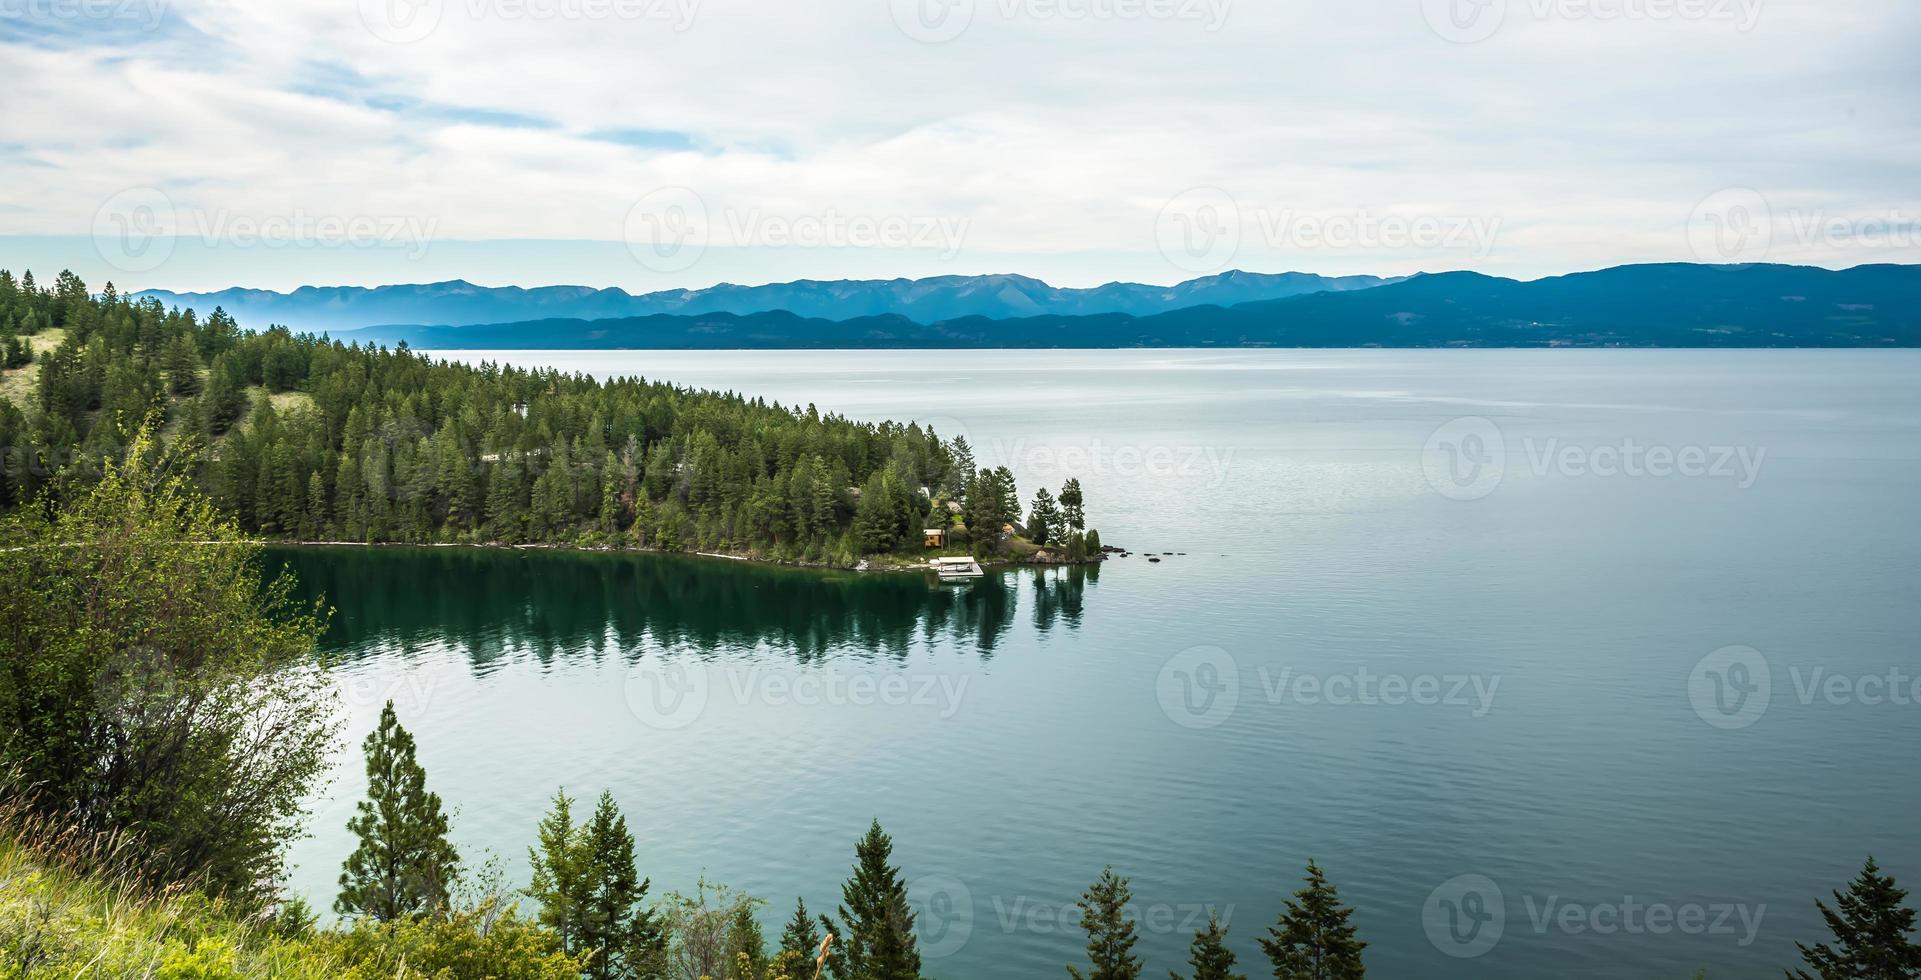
[1,0,1916,290]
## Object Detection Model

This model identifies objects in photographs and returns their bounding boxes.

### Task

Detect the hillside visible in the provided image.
[0,269,1090,569]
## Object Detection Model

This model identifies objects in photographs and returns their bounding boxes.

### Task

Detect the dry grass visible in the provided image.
[0,328,64,408]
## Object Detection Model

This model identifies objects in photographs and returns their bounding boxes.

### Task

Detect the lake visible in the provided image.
[276,349,1921,978]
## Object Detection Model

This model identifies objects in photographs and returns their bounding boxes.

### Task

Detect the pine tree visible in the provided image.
[829,820,922,980]
[302,470,326,540]
[726,900,768,978]
[598,450,623,535]
[164,331,203,395]
[580,791,666,980]
[1059,478,1085,530]
[529,789,666,978]
[781,897,822,960]
[1067,867,1141,980]
[335,701,461,921]
[946,435,974,499]
[994,466,1019,525]
[528,789,591,952]
[1174,911,1243,980]
[1794,857,1921,979]
[1028,487,1060,547]
[1258,862,1365,980]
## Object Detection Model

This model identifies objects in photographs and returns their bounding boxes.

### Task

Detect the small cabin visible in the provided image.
[923,528,946,548]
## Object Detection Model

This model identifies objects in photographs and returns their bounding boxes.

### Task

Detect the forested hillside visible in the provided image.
[0,270,1082,565]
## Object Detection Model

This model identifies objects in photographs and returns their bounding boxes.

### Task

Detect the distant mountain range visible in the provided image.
[338,263,1921,349]
[133,271,1396,333]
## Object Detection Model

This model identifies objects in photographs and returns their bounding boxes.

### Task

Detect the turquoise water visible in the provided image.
[277,349,1921,978]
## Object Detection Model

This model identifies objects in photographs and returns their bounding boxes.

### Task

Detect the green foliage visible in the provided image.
[1028,487,1059,547]
[0,269,1023,563]
[1066,867,1141,980]
[824,820,921,980]
[313,900,589,979]
[1059,478,1085,531]
[336,701,461,922]
[659,877,764,980]
[727,899,769,978]
[962,467,1016,556]
[1258,862,1365,980]
[1174,911,1243,980]
[1793,857,1921,979]
[0,428,336,907]
[781,896,822,961]
[527,789,665,978]
[528,789,589,951]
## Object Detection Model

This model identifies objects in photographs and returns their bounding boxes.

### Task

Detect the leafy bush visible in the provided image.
[0,430,337,907]
[309,901,589,979]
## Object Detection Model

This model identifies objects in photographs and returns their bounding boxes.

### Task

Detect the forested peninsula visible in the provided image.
[0,270,1102,568]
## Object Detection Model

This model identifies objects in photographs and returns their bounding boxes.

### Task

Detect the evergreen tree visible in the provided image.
[203,353,248,434]
[529,789,666,978]
[781,897,822,960]
[164,330,203,394]
[1059,478,1086,530]
[1258,862,1365,980]
[528,789,591,952]
[1174,911,1243,980]
[963,467,1010,554]
[829,820,922,980]
[994,466,1019,525]
[946,435,974,499]
[1794,857,1921,980]
[598,450,623,534]
[1067,867,1141,980]
[302,470,326,539]
[580,791,666,979]
[726,900,768,978]
[1029,487,1060,547]
[336,701,461,921]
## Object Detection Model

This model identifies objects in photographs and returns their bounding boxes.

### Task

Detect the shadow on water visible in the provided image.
[264,547,1100,670]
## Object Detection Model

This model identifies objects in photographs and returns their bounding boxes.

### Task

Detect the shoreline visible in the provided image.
[263,538,1110,577]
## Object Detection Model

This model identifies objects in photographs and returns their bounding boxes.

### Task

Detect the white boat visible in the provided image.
[930,556,985,581]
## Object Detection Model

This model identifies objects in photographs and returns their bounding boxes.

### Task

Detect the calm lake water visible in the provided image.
[276,349,1921,978]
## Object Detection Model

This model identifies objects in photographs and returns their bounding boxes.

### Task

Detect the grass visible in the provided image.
[0,789,588,978]
[230,388,317,434]
[0,800,334,979]
[0,329,64,408]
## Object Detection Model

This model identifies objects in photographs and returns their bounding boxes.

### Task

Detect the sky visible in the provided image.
[0,0,1917,293]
